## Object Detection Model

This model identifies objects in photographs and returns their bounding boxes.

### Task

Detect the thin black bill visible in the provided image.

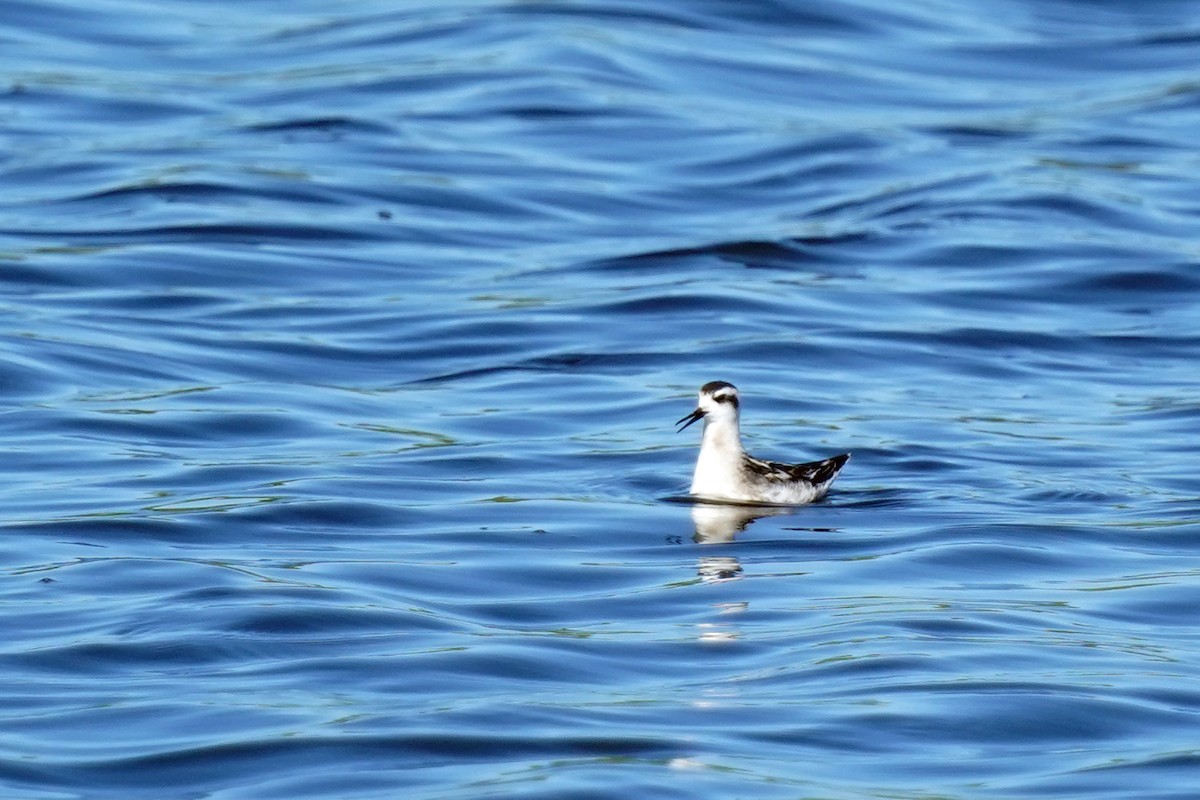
[675,408,705,431]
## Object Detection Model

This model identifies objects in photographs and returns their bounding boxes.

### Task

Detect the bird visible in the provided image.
[676,380,849,505]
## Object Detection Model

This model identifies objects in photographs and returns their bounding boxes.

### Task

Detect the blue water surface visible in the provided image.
[3,1,1200,798]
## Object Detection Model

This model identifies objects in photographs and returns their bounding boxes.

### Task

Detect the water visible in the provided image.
[3,1,1199,797]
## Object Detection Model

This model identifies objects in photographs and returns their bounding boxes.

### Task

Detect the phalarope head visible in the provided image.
[676,380,740,431]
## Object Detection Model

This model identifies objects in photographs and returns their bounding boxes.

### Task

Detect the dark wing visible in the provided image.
[745,452,850,485]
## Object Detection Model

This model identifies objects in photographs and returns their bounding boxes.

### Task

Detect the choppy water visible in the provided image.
[3,1,1200,798]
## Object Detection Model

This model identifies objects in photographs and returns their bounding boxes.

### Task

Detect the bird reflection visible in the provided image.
[690,502,791,544]
[697,554,743,583]
[691,502,792,584]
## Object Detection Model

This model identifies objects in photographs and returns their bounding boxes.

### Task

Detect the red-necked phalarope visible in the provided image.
[676,380,849,505]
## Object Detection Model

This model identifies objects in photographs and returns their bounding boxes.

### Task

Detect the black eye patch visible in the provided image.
[714,393,739,407]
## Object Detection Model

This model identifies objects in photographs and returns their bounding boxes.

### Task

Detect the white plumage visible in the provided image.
[677,381,849,505]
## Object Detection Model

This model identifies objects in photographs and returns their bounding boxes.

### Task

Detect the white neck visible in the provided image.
[689,416,744,497]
